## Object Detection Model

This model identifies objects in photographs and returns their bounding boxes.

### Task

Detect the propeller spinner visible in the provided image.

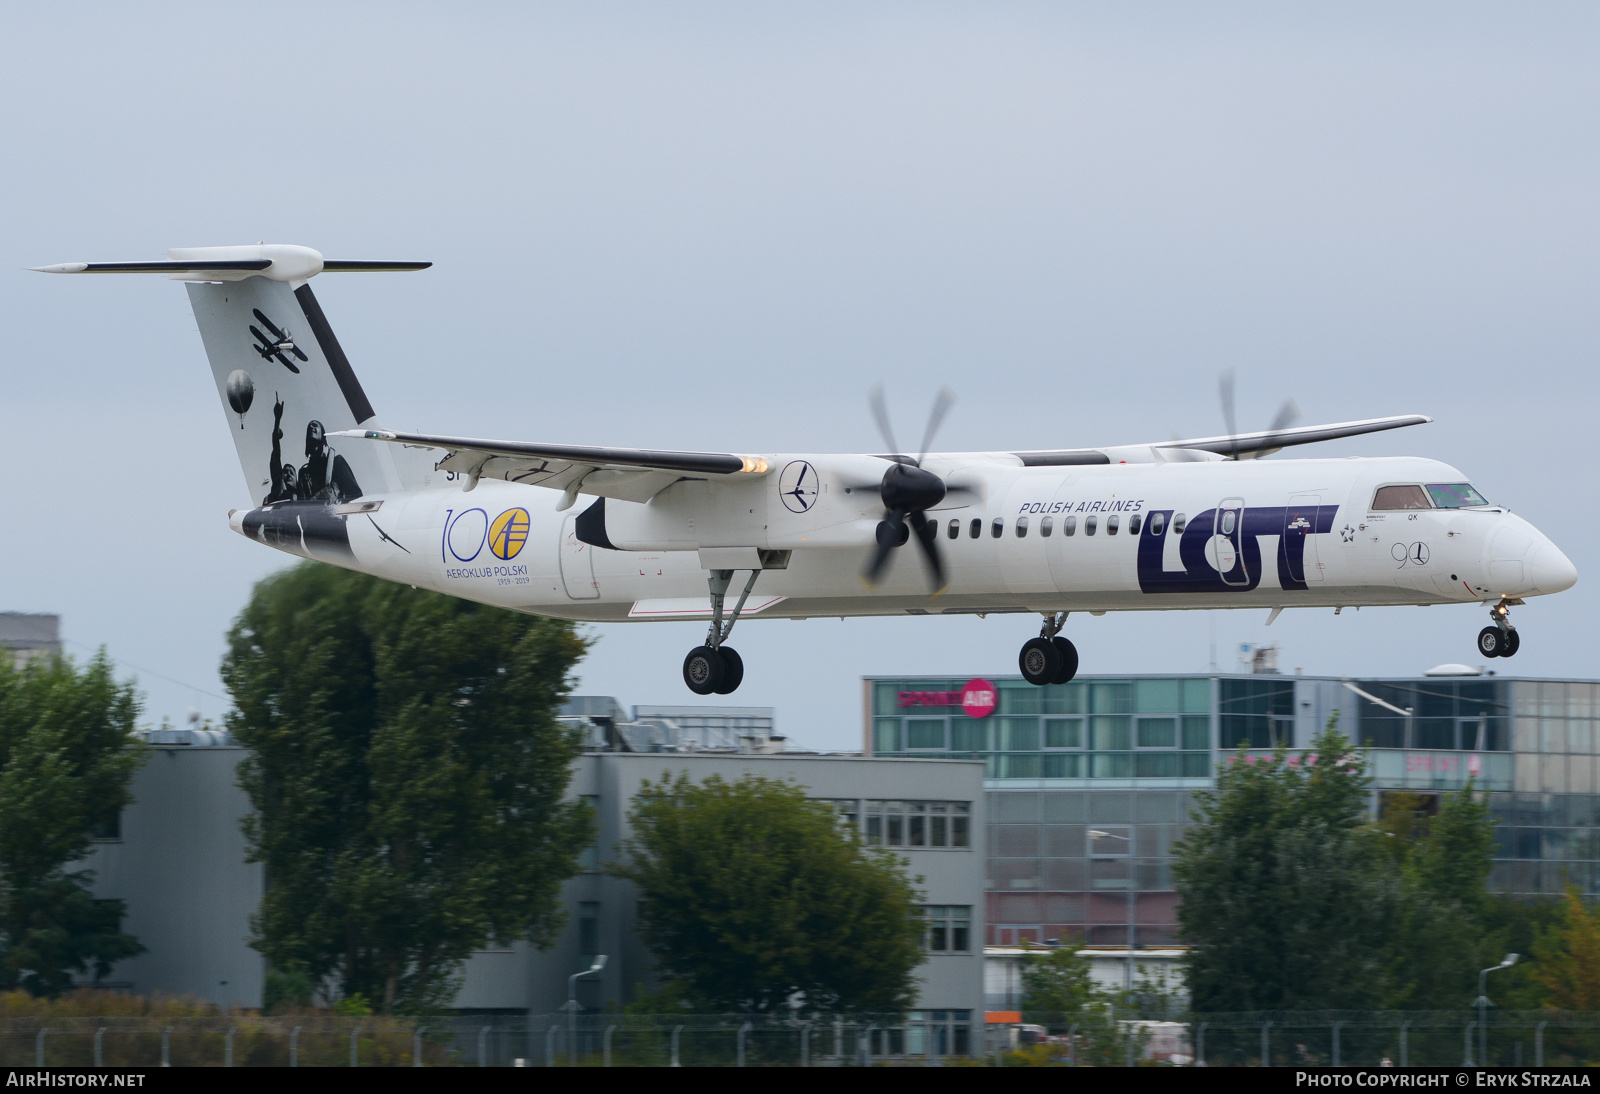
[859,385,962,592]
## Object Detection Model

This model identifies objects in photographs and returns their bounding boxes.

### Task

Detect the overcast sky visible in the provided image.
[2,3,1595,750]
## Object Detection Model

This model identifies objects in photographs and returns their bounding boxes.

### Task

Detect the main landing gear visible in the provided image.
[1477,598,1522,660]
[1020,613,1079,686]
[683,568,759,695]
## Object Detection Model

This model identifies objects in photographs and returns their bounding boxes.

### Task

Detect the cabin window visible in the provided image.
[948,519,960,540]
[1173,513,1187,534]
[1426,483,1490,509]
[1150,512,1165,536]
[1015,517,1028,538]
[1085,515,1098,536]
[1128,513,1142,535]
[1107,514,1120,535]
[991,518,1004,539]
[1062,515,1077,537]
[1040,516,1054,538]
[1371,485,1431,511]
[969,518,982,539]
[1219,509,1237,535]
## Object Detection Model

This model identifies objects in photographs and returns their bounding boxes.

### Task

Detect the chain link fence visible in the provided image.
[0,1013,967,1067]
[1188,1011,1600,1067]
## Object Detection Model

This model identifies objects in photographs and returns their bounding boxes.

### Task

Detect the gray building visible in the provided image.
[86,705,985,1056]
[866,669,1600,951]
[0,612,62,667]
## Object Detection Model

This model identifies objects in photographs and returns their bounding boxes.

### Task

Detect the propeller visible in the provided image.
[858,385,964,592]
[1217,369,1300,461]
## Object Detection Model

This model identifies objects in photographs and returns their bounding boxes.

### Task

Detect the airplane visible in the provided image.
[34,244,1578,694]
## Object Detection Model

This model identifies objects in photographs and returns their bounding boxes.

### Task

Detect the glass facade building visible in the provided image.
[866,674,1596,947]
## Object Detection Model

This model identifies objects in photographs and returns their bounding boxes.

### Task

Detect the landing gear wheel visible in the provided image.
[1501,629,1520,658]
[683,645,726,695]
[712,647,744,694]
[1477,627,1504,659]
[1020,637,1063,686]
[1049,637,1079,685]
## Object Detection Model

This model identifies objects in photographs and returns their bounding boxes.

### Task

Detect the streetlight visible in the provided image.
[1474,953,1518,1065]
[1088,830,1136,995]
[564,955,607,1066]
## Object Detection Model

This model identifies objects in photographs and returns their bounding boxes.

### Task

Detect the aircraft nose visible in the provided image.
[1530,542,1578,594]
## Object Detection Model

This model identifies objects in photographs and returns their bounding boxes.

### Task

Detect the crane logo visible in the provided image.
[779,460,819,513]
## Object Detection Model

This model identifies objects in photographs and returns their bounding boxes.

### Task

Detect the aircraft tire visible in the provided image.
[1476,627,1503,659]
[1501,629,1520,658]
[1019,637,1063,686]
[1049,637,1079,685]
[713,647,745,694]
[683,645,726,695]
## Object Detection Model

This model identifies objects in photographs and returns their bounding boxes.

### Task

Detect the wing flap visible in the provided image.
[334,429,770,501]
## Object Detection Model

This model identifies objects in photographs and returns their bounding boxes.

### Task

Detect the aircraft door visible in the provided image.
[1208,498,1250,586]
[560,514,600,599]
[1284,494,1324,583]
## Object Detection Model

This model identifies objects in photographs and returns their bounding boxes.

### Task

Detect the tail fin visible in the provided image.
[35,243,431,505]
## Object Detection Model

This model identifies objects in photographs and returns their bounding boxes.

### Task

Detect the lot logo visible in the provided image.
[779,460,820,513]
[490,508,530,560]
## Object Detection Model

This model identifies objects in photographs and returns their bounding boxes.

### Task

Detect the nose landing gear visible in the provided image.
[1020,613,1079,686]
[1477,599,1522,659]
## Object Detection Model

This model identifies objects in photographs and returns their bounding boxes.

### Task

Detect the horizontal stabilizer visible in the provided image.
[30,244,429,283]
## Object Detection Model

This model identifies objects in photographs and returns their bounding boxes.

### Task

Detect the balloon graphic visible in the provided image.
[226,370,254,429]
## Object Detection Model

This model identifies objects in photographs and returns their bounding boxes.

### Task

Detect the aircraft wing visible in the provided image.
[334,428,770,505]
[1153,414,1433,459]
[1014,413,1433,465]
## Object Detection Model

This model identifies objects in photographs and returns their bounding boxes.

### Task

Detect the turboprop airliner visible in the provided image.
[35,245,1578,694]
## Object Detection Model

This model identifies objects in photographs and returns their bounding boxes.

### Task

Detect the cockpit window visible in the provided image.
[1426,483,1490,509]
[1371,485,1431,511]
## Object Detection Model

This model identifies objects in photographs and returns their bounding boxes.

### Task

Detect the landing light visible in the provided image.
[740,457,769,474]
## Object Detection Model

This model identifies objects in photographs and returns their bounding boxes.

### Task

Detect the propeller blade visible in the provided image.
[916,386,957,463]
[863,513,904,584]
[868,384,901,457]
[1268,398,1301,435]
[1219,370,1238,460]
[907,510,947,593]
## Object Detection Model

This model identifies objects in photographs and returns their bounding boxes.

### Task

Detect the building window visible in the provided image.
[924,905,972,952]
[91,808,123,842]
[578,795,600,870]
[578,902,599,962]
[864,800,971,848]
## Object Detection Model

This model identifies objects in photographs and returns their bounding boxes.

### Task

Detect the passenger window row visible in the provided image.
[945,512,1186,541]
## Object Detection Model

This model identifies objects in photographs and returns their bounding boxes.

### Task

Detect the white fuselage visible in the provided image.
[230,453,1576,625]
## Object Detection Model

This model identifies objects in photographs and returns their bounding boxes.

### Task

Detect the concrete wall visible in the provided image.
[84,746,264,1008]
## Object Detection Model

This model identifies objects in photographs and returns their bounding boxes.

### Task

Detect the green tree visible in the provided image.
[613,772,925,1014]
[1020,943,1097,1026]
[1532,887,1600,1010]
[224,563,593,1012]
[1383,784,1500,1009]
[0,652,145,995]
[1174,720,1395,1012]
